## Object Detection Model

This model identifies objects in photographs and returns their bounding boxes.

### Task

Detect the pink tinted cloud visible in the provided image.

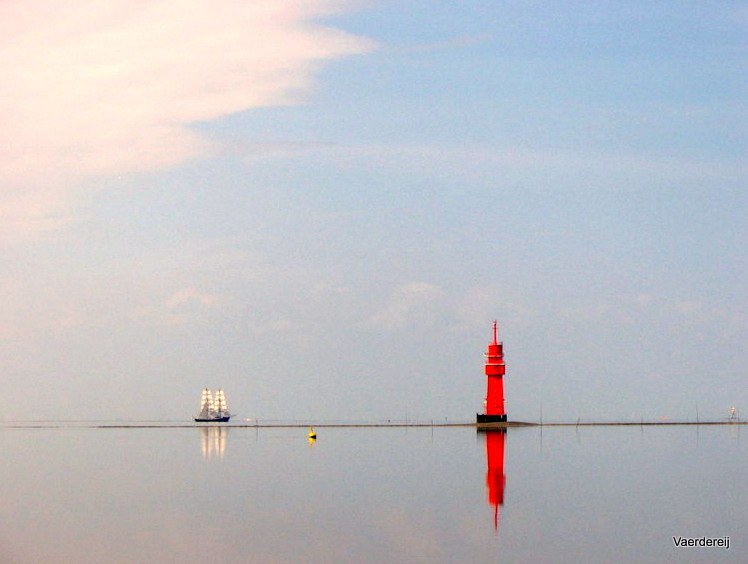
[0,0,372,244]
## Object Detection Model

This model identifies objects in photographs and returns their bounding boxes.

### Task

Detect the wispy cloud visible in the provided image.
[251,141,747,191]
[128,286,225,327]
[166,287,219,310]
[387,33,493,54]
[0,0,373,245]
[368,282,445,330]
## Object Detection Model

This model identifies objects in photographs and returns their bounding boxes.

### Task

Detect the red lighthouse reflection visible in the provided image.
[483,429,506,531]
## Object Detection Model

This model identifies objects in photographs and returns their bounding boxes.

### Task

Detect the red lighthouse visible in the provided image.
[477,321,507,424]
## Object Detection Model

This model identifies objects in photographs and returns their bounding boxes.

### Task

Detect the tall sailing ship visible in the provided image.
[194,388,232,422]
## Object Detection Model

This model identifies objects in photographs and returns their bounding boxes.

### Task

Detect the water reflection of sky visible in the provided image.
[0,425,744,562]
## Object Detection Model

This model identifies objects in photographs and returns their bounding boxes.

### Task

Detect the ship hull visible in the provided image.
[194,416,231,422]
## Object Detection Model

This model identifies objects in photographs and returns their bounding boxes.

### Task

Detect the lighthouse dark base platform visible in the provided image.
[477,413,507,423]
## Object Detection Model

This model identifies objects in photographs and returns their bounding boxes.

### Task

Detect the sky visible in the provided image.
[0,0,745,423]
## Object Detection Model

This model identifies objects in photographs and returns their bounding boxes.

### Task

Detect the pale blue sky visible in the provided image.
[1,1,745,422]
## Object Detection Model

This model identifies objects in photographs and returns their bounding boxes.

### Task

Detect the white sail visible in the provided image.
[197,388,215,419]
[215,389,230,417]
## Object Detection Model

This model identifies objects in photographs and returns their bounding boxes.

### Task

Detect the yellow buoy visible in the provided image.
[308,427,316,440]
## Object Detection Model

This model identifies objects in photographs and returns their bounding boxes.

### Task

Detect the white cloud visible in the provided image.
[130,287,222,326]
[0,0,373,245]
[368,282,445,330]
[258,141,747,188]
[452,285,533,332]
[166,288,219,311]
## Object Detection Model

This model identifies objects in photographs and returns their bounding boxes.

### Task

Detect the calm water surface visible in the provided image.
[0,423,744,563]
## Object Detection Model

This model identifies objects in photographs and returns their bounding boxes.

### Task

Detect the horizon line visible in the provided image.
[1,418,744,429]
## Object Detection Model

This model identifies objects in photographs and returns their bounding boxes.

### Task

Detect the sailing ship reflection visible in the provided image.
[200,426,229,460]
[483,429,506,531]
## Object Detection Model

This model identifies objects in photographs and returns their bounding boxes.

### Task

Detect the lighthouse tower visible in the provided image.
[477,321,507,424]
